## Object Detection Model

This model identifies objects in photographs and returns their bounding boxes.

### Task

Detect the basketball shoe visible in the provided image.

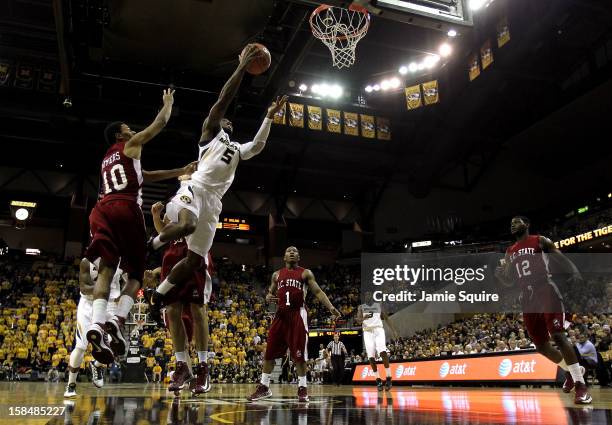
[105,316,127,357]
[86,323,114,364]
[574,382,593,404]
[64,382,77,398]
[563,366,585,393]
[190,362,211,396]
[169,361,193,392]
[90,361,105,388]
[247,384,272,401]
[298,386,309,402]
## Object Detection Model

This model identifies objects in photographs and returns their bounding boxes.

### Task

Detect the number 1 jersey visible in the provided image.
[277,266,307,312]
[98,142,143,206]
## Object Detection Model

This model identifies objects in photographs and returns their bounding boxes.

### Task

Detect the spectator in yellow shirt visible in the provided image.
[152,364,162,382]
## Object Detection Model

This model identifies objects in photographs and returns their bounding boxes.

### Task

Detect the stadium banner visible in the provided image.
[497,16,511,48]
[327,109,341,133]
[376,117,391,140]
[0,59,12,87]
[38,68,57,93]
[307,105,323,130]
[272,102,286,125]
[14,63,34,90]
[344,112,359,136]
[422,80,439,106]
[360,114,376,138]
[361,252,612,314]
[352,352,559,383]
[481,39,494,70]
[468,53,480,81]
[555,223,612,249]
[404,84,422,110]
[288,103,304,128]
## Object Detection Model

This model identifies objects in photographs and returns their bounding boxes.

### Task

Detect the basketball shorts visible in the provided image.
[166,184,222,258]
[264,307,308,362]
[85,199,146,280]
[75,295,119,350]
[160,241,212,306]
[363,327,387,358]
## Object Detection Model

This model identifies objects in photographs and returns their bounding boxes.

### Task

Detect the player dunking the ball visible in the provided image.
[496,216,591,404]
[85,88,195,364]
[247,246,341,402]
[148,44,287,318]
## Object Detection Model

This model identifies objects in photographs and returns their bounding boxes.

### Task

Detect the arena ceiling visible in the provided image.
[0,0,611,231]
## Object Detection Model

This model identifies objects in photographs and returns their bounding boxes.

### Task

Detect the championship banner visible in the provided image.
[468,53,480,81]
[353,352,559,383]
[360,114,375,138]
[0,60,11,87]
[272,102,286,125]
[344,112,359,136]
[326,109,341,133]
[38,68,57,93]
[14,63,34,90]
[497,16,511,48]
[404,84,422,110]
[376,117,391,140]
[307,105,322,130]
[481,39,494,70]
[422,80,439,106]
[288,103,304,128]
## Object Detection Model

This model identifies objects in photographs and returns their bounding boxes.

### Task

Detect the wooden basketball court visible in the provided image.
[1,382,610,424]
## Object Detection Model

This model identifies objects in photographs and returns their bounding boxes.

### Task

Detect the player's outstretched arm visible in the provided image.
[201,44,261,142]
[79,258,94,295]
[540,236,582,282]
[239,95,288,160]
[124,89,175,158]
[142,161,197,183]
[304,269,341,320]
[151,202,165,234]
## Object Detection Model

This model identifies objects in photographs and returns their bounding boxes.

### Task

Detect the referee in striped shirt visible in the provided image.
[327,333,348,386]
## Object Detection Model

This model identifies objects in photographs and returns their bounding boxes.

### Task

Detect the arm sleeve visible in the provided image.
[239,118,273,160]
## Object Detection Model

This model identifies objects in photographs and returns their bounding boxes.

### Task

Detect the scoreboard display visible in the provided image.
[375,0,472,25]
[216,217,251,231]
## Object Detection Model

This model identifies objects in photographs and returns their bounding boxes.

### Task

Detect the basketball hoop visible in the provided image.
[310,4,370,69]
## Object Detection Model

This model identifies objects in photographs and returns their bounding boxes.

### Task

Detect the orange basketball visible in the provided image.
[242,43,271,75]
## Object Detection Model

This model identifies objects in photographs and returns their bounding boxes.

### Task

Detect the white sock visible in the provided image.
[69,348,85,369]
[375,370,380,379]
[116,295,134,318]
[197,351,207,363]
[298,375,307,388]
[261,373,271,386]
[175,351,187,362]
[568,362,585,384]
[92,299,108,324]
[385,367,391,379]
[68,371,78,385]
[152,235,166,250]
[557,359,569,371]
[156,278,176,296]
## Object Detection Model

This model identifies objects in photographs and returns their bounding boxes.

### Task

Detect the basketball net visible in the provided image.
[310,4,370,69]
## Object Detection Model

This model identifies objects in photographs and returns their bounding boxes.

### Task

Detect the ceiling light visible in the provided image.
[399,66,408,75]
[373,84,380,91]
[409,62,418,72]
[365,85,373,93]
[329,84,343,98]
[299,83,308,91]
[469,0,488,10]
[389,77,401,88]
[447,29,457,37]
[311,84,320,94]
[15,208,29,221]
[380,80,390,90]
[439,43,452,57]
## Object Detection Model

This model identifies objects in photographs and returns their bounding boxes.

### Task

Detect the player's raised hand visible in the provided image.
[239,44,261,67]
[162,88,175,105]
[266,95,289,119]
[151,202,164,217]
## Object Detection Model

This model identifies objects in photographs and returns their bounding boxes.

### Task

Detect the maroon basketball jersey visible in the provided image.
[506,234,551,288]
[276,266,307,311]
[161,239,213,282]
[98,142,143,205]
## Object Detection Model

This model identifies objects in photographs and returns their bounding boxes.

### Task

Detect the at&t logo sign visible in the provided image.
[439,362,467,378]
[497,358,537,377]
